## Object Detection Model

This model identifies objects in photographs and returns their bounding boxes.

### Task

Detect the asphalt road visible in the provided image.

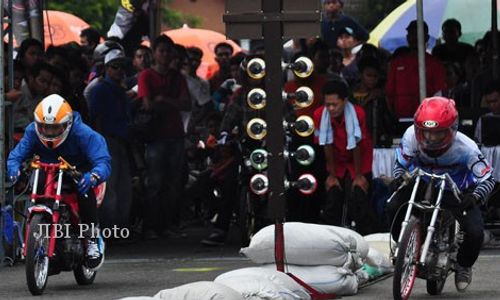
[1,226,499,300]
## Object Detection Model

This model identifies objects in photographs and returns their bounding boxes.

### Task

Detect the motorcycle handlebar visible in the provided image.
[387,168,463,204]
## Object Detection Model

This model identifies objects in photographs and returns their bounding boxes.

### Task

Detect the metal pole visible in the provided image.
[28,0,44,44]
[149,0,162,39]
[0,0,7,268]
[416,0,426,102]
[262,0,286,272]
[263,0,286,220]
[492,0,499,79]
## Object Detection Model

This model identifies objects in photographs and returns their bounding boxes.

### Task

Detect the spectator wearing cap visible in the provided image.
[386,20,446,119]
[337,26,363,87]
[321,0,369,49]
[88,48,133,232]
[432,19,475,66]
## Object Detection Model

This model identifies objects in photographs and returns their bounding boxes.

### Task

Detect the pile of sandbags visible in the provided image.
[236,222,369,296]
[118,225,395,300]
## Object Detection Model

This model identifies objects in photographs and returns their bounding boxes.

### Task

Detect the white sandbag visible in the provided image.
[332,226,369,259]
[215,269,311,300]
[215,275,309,300]
[260,264,358,296]
[365,247,393,275]
[363,233,393,256]
[364,233,392,242]
[240,223,357,266]
[154,281,244,300]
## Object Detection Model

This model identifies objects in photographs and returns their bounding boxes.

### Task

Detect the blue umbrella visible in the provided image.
[369,0,500,52]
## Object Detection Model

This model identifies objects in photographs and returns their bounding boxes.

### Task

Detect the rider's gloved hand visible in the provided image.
[389,176,405,193]
[217,131,229,145]
[7,168,20,184]
[460,193,477,211]
[78,172,97,195]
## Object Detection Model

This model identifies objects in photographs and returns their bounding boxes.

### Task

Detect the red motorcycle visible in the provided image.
[23,156,106,295]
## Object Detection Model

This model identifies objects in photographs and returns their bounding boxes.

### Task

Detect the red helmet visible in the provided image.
[414,97,458,155]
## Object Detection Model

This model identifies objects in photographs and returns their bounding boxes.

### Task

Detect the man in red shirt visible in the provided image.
[386,20,446,119]
[137,35,191,239]
[313,80,380,234]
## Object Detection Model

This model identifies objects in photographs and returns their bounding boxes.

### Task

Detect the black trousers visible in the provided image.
[213,160,239,232]
[385,182,484,268]
[322,172,381,235]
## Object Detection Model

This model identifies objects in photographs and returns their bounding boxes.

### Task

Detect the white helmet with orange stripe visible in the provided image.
[34,94,73,149]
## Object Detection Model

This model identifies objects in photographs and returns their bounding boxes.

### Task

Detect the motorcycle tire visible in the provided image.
[426,216,456,295]
[393,216,422,300]
[426,278,446,295]
[74,263,97,285]
[25,214,50,295]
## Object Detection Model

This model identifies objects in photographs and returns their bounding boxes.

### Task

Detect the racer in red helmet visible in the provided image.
[414,97,459,156]
[386,97,496,292]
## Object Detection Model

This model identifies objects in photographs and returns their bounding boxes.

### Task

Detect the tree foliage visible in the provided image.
[47,0,202,36]
[47,0,118,35]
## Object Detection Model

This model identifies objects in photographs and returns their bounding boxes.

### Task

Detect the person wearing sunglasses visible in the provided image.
[88,49,133,234]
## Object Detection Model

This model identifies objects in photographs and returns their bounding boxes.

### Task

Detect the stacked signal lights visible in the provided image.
[245,56,318,198]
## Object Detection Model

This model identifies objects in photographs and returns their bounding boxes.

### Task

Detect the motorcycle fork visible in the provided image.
[47,170,64,258]
[394,175,421,259]
[24,169,64,258]
[419,178,446,265]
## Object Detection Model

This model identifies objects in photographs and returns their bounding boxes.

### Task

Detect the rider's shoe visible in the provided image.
[201,229,226,246]
[85,237,104,270]
[455,265,472,292]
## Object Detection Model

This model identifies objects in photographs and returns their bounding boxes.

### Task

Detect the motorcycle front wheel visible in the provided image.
[25,214,50,295]
[426,216,456,295]
[393,216,422,300]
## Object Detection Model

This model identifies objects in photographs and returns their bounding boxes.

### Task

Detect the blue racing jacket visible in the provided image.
[7,112,111,183]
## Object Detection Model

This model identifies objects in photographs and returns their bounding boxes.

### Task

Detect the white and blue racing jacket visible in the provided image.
[393,125,495,204]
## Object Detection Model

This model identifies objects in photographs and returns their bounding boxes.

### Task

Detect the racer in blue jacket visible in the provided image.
[7,94,111,269]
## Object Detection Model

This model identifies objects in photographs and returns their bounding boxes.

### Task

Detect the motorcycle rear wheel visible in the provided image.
[74,263,97,285]
[25,214,50,295]
[393,216,422,300]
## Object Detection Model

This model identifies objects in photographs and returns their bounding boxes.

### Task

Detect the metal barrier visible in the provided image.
[1,101,15,268]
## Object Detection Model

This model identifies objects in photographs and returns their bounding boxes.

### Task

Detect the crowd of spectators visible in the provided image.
[3,0,500,246]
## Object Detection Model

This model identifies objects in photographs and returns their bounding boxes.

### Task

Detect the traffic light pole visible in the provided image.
[224,1,335,298]
[261,0,287,272]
